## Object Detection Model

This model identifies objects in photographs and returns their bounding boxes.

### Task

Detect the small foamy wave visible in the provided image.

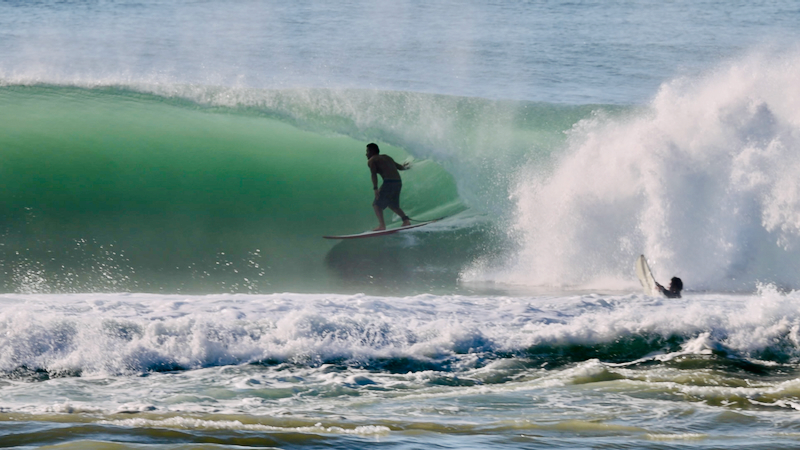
[97,416,391,436]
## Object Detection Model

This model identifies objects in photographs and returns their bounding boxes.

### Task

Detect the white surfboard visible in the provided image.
[635,254,658,296]
[323,218,443,240]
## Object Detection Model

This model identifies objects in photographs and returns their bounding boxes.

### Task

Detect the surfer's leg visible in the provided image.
[385,183,410,226]
[373,183,395,230]
[388,206,411,226]
[373,203,386,231]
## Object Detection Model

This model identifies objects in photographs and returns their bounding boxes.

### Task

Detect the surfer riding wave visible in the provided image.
[366,143,411,231]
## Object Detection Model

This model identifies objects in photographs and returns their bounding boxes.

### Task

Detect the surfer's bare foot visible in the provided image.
[402,220,411,227]
[373,225,386,231]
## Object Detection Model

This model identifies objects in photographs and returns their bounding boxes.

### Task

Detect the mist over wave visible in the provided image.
[467,51,800,292]
[116,83,597,214]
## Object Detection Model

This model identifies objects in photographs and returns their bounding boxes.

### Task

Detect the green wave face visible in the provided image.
[0,85,595,294]
[0,86,477,293]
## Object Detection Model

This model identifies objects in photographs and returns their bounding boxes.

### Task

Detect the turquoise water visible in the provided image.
[2,1,800,448]
[0,85,597,294]
[0,86,468,293]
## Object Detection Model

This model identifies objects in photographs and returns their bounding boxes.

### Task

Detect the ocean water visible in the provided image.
[2,1,800,448]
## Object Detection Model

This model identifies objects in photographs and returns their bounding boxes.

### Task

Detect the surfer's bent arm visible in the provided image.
[368,159,380,190]
[371,172,379,191]
[395,161,409,170]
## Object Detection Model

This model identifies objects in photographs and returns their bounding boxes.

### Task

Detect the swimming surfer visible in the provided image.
[366,143,411,231]
[656,277,683,298]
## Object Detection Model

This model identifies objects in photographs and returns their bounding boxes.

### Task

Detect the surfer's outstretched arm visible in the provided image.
[656,279,683,298]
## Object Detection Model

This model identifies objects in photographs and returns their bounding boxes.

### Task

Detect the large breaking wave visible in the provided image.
[0,83,588,294]
[3,50,800,294]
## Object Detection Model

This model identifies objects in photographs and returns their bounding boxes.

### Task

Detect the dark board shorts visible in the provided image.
[374,180,402,210]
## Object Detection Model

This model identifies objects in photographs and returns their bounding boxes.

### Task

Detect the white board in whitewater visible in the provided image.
[635,254,658,296]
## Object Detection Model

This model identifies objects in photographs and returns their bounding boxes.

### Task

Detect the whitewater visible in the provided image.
[2,1,800,448]
[4,288,800,448]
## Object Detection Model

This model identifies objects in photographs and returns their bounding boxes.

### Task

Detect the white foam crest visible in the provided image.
[97,416,391,436]
[472,50,800,291]
[0,293,506,376]
[2,291,800,377]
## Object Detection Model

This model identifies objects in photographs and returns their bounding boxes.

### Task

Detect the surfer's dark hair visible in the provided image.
[670,277,683,291]
[366,143,380,154]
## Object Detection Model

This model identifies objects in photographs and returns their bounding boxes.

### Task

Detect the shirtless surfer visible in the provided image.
[656,277,683,298]
[366,143,411,231]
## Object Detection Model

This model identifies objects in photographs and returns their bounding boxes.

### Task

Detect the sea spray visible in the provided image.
[470,51,800,292]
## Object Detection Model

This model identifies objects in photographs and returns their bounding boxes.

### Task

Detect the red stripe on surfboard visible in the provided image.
[322,218,444,239]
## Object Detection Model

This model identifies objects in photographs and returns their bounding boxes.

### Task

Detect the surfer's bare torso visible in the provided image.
[368,154,404,181]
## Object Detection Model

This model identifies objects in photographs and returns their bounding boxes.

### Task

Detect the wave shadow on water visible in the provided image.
[323,221,507,295]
